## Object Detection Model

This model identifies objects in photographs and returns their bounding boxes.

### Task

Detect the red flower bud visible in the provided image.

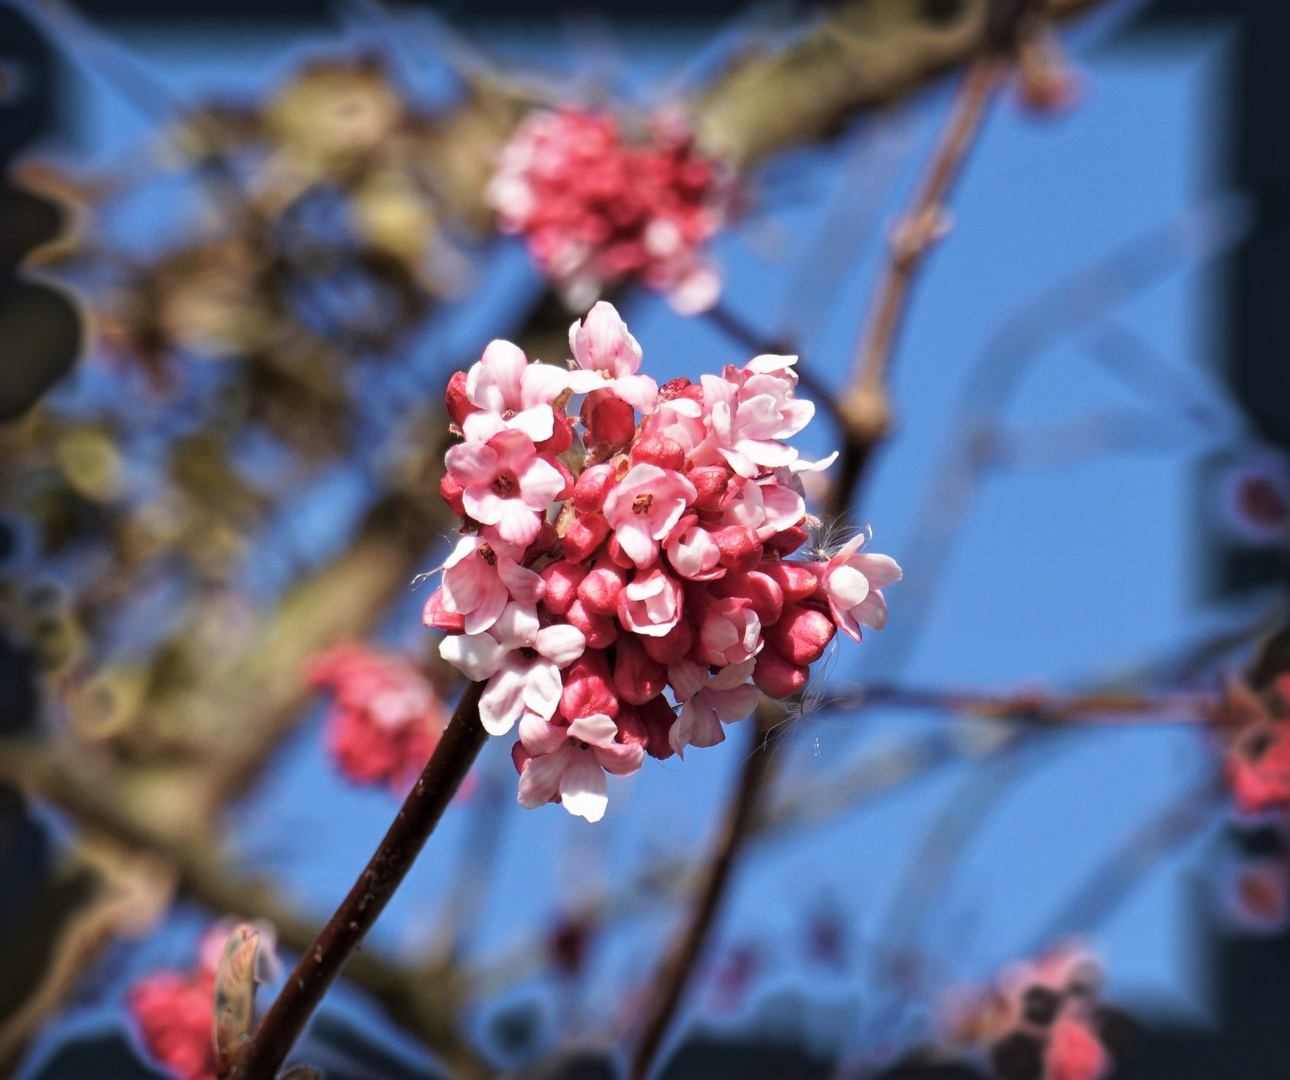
[754,646,808,699]
[759,559,819,602]
[640,618,694,664]
[561,649,618,719]
[710,569,784,627]
[711,525,762,571]
[689,465,731,510]
[579,557,627,616]
[440,472,466,517]
[423,588,465,632]
[541,560,588,615]
[563,512,611,562]
[616,694,677,760]
[445,370,475,427]
[574,462,617,513]
[567,598,619,649]
[764,602,835,666]
[612,634,668,705]
[632,434,686,472]
[764,524,809,556]
[582,390,637,452]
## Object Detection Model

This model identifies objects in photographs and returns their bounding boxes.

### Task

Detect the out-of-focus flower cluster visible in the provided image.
[950,946,1139,1080]
[488,109,732,314]
[307,642,448,792]
[128,926,231,1080]
[425,301,900,822]
[1221,674,1290,816]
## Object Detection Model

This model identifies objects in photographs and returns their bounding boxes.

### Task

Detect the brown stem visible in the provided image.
[832,54,1007,519]
[626,9,1032,1080]
[624,709,786,1080]
[228,680,487,1080]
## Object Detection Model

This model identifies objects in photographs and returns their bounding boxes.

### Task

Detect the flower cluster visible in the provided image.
[950,947,1139,1080]
[487,109,732,315]
[1221,675,1290,816]
[128,926,230,1080]
[426,301,900,822]
[307,643,448,792]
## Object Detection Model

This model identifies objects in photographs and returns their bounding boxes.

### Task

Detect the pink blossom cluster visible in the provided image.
[307,643,448,792]
[425,301,900,823]
[128,927,229,1080]
[951,947,1139,1080]
[487,108,732,315]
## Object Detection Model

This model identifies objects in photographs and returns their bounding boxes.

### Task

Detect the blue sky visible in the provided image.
[15,4,1275,1076]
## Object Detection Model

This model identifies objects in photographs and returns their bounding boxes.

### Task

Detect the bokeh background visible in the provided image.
[2,1,1289,1079]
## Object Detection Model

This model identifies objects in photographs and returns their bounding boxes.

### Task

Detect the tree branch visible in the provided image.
[228,680,488,1080]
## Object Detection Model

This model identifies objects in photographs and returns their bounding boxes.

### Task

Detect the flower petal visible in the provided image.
[480,667,528,736]
[438,633,507,681]
[559,756,609,822]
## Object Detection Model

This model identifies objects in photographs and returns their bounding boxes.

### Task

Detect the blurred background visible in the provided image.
[2,1,1289,1079]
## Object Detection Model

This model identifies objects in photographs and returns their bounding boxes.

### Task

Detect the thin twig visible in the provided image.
[624,711,787,1080]
[625,11,1029,1078]
[831,54,1005,517]
[228,681,487,1080]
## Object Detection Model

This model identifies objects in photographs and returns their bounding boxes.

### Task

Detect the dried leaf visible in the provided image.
[213,924,260,1075]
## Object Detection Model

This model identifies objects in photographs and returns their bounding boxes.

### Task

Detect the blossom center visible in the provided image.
[632,493,654,515]
[493,470,518,497]
[478,543,497,566]
[519,646,538,660]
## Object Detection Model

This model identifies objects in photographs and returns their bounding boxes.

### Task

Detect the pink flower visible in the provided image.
[565,302,659,412]
[603,463,697,568]
[440,534,544,634]
[444,428,565,547]
[309,643,447,791]
[665,517,724,580]
[718,475,806,541]
[461,339,576,443]
[439,602,586,735]
[617,566,684,638]
[697,596,761,666]
[701,355,835,478]
[514,711,645,822]
[487,110,731,311]
[821,535,903,642]
[667,658,760,754]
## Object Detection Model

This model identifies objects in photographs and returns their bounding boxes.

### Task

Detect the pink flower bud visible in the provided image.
[583,390,637,452]
[711,525,762,571]
[567,598,619,649]
[616,694,677,760]
[764,602,835,666]
[632,434,686,472]
[764,524,809,556]
[579,558,627,616]
[612,634,668,704]
[440,473,466,518]
[711,569,783,627]
[1047,1018,1108,1080]
[574,462,617,513]
[760,559,819,602]
[537,408,574,456]
[689,465,731,510]
[563,512,611,562]
[562,650,618,719]
[658,376,694,401]
[641,618,694,664]
[446,370,476,427]
[423,588,466,632]
[541,560,588,615]
[754,646,808,699]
